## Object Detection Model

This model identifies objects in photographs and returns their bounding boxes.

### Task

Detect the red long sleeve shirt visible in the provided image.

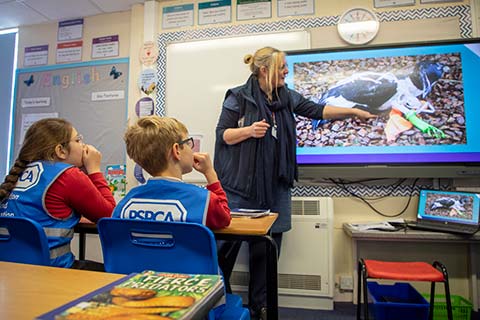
[44,167,116,222]
[205,181,231,229]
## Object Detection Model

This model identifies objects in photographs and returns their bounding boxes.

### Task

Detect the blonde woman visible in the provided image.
[214,47,375,319]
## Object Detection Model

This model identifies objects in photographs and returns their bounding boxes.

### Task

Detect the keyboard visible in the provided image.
[405,220,479,235]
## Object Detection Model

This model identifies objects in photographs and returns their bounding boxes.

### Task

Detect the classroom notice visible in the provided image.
[37,270,224,320]
[24,45,49,67]
[237,0,271,20]
[162,4,194,29]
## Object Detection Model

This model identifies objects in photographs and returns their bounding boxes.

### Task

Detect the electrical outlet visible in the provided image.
[340,275,353,290]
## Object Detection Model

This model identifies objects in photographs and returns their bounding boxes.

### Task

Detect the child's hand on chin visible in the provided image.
[82,145,102,174]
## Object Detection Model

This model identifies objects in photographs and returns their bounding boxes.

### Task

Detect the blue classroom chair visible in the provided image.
[98,218,249,320]
[0,216,50,266]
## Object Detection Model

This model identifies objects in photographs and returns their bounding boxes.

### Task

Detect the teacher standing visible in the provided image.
[214,46,375,320]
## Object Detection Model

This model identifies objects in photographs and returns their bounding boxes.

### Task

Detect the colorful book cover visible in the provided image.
[37,270,224,320]
[105,164,126,202]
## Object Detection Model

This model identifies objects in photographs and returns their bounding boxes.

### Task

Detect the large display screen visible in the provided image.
[286,39,480,178]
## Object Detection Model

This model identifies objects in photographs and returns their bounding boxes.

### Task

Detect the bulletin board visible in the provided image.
[164,31,310,182]
[11,58,129,172]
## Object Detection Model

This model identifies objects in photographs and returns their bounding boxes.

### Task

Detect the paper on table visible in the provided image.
[230,208,271,218]
[348,221,397,231]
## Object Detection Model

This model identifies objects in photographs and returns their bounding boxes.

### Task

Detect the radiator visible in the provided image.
[230,197,334,310]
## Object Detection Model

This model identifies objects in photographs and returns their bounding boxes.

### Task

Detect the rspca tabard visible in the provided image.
[15,162,44,191]
[120,198,188,222]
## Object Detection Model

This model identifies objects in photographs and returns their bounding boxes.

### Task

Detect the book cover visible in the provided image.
[37,270,224,320]
[105,164,126,202]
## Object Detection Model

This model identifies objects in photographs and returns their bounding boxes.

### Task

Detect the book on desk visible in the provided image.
[37,270,224,320]
[230,208,271,218]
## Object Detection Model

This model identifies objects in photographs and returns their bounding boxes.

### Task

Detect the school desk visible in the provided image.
[0,261,124,320]
[343,223,480,311]
[74,214,280,320]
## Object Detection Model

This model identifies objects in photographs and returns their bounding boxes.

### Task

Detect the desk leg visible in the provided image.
[352,237,358,304]
[264,235,278,320]
[78,232,86,261]
[470,243,479,311]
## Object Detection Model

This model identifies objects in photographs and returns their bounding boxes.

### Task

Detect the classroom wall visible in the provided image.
[16,11,132,67]
[14,0,479,305]
[473,0,480,35]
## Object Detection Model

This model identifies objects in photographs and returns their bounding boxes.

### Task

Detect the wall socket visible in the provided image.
[339,275,354,291]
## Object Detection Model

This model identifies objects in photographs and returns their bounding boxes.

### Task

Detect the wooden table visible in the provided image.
[214,214,278,320]
[0,261,125,320]
[214,214,277,235]
[74,214,279,320]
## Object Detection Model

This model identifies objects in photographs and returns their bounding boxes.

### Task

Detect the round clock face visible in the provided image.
[338,8,379,45]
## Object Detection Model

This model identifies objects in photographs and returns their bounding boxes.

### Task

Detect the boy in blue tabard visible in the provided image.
[112,116,231,229]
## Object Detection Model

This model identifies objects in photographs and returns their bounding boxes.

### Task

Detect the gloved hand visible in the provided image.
[404,110,446,138]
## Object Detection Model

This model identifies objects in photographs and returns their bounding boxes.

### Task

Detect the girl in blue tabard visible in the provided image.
[0,118,115,269]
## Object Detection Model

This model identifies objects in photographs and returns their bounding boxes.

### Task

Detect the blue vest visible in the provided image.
[112,178,209,225]
[0,161,79,268]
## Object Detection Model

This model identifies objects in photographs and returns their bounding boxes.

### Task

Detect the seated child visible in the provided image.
[0,118,116,269]
[112,116,231,229]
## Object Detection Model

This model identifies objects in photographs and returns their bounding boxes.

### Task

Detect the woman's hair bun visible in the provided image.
[243,54,253,64]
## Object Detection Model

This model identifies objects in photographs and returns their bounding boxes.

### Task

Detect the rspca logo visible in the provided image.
[15,162,43,192]
[120,199,187,222]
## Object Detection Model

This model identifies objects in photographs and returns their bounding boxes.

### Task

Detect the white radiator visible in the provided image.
[230,197,334,310]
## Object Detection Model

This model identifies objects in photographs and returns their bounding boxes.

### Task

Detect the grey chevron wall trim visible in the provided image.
[292,183,431,198]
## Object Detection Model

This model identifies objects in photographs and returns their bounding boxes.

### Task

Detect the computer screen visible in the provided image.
[418,189,480,226]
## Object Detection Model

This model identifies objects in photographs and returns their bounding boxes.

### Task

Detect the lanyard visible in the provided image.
[271,111,278,139]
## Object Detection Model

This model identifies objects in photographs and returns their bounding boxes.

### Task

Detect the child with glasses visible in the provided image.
[0,118,116,270]
[112,116,231,229]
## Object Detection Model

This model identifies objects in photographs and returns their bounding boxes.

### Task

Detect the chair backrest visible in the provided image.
[0,216,50,265]
[98,218,219,275]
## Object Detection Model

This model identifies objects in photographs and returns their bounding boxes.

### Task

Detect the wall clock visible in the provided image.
[337,7,380,45]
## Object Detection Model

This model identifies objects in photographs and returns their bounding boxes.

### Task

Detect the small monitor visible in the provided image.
[417,189,480,226]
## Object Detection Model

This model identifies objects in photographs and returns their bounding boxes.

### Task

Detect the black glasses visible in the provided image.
[178,137,194,149]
